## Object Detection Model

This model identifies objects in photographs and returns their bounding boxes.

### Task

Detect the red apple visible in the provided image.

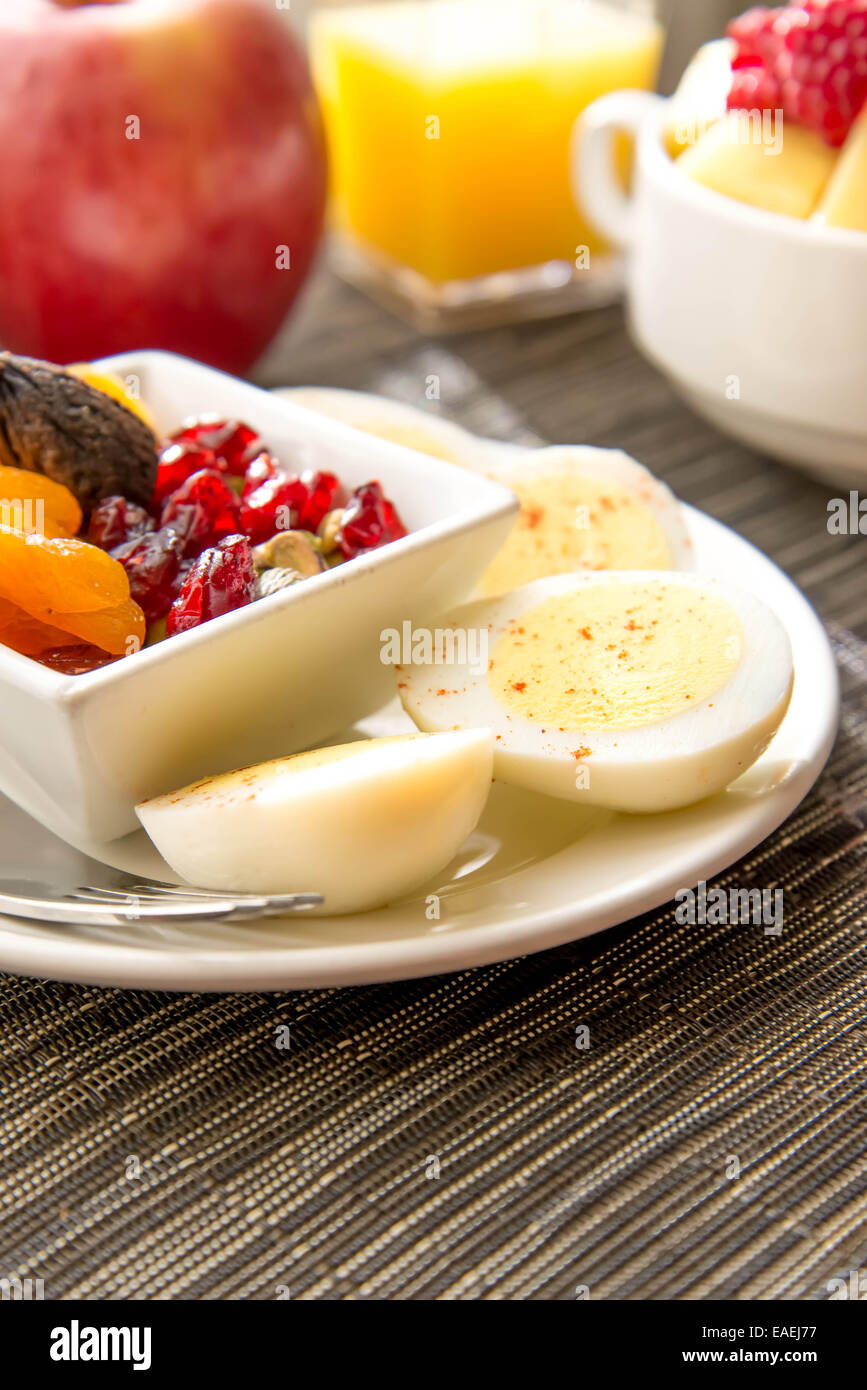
[0,0,327,373]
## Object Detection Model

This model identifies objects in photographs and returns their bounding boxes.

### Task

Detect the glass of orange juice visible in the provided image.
[309,0,662,329]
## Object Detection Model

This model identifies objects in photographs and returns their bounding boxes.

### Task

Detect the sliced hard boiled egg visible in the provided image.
[273,386,510,470]
[275,391,690,592]
[136,730,493,915]
[476,446,692,597]
[397,572,793,814]
[277,390,691,589]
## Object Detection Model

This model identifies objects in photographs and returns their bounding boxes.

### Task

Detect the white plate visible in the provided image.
[0,506,838,992]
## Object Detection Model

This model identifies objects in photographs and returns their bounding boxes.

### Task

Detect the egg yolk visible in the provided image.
[479,473,672,597]
[489,582,742,730]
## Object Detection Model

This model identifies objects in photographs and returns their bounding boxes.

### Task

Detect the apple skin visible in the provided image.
[0,0,327,374]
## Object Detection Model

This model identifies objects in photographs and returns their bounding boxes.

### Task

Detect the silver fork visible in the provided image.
[0,877,323,926]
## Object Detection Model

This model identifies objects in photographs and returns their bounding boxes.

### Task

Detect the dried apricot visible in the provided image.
[0,591,144,657]
[0,526,129,613]
[0,597,76,654]
[0,465,82,537]
[53,596,145,655]
[0,525,146,659]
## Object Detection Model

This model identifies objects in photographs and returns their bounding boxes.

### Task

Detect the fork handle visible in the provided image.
[0,893,320,926]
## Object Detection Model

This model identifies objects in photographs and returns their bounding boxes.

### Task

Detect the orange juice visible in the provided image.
[311,0,662,286]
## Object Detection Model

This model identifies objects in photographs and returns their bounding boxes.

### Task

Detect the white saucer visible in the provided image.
[0,507,838,992]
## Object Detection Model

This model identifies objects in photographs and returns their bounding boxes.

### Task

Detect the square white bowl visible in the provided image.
[0,351,517,844]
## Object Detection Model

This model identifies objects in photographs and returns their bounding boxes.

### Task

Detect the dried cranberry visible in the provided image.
[302,471,344,530]
[240,469,341,545]
[87,496,154,550]
[160,469,242,558]
[241,451,280,499]
[337,481,408,559]
[240,474,306,544]
[111,527,184,624]
[173,556,196,598]
[166,534,257,636]
[153,440,217,509]
[170,418,260,474]
[37,644,121,675]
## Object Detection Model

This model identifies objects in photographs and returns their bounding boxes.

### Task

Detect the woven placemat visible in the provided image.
[0,624,862,1301]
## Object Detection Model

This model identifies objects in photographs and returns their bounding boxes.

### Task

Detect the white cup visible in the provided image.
[574,90,867,487]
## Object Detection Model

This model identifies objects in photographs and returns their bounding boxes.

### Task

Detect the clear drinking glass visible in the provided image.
[308,0,662,330]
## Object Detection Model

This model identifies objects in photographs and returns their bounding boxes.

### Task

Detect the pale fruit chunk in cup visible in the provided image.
[677,110,836,220]
[398,572,793,814]
[813,108,867,233]
[136,731,494,915]
[663,39,734,157]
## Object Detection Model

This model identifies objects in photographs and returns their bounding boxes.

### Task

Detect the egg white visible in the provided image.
[136,729,494,914]
[272,386,511,470]
[397,572,794,814]
[476,445,693,595]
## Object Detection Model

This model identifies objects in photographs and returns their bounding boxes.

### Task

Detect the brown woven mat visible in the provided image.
[1,288,866,1300]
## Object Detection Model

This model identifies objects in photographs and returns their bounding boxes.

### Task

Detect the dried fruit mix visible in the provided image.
[0,354,410,673]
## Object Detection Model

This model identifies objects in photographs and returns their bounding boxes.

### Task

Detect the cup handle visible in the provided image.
[571,90,663,250]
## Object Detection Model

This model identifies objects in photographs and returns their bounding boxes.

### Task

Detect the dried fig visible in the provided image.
[0,352,158,513]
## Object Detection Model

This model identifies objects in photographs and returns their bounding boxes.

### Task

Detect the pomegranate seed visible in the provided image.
[728,63,785,110]
[170,418,261,474]
[153,440,217,509]
[166,534,257,635]
[111,527,185,624]
[160,469,242,557]
[240,475,307,545]
[239,470,341,545]
[302,471,344,530]
[87,495,154,550]
[337,481,407,559]
[728,6,786,67]
[727,0,867,145]
[241,451,281,499]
